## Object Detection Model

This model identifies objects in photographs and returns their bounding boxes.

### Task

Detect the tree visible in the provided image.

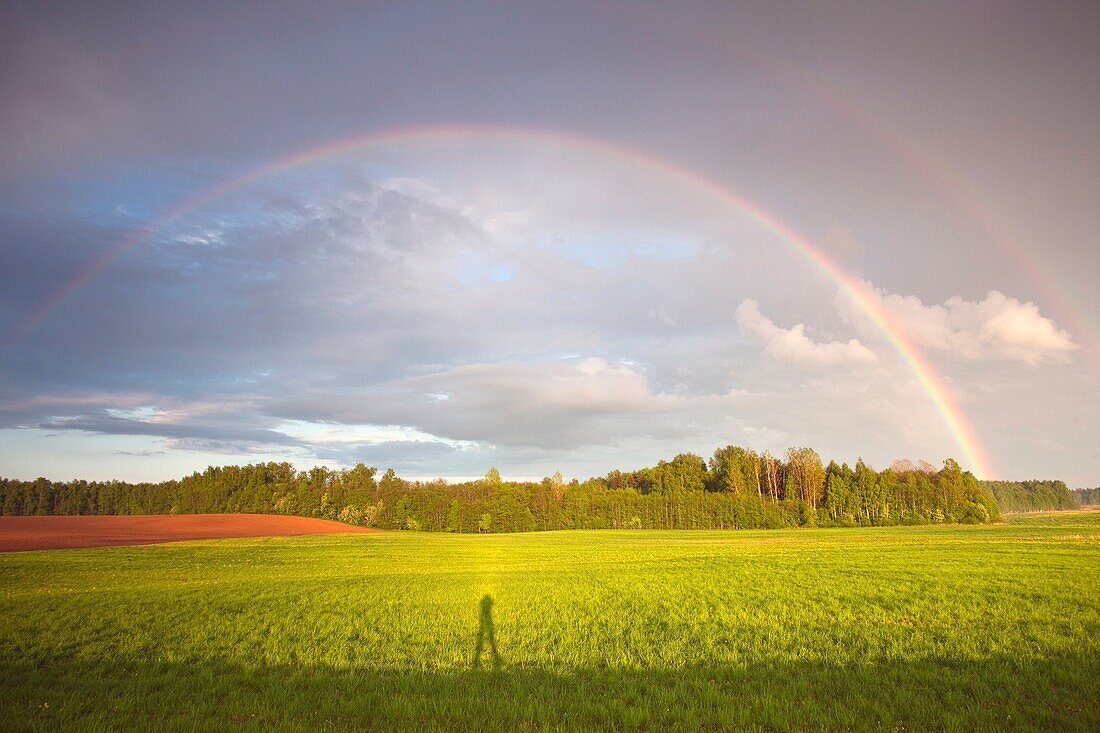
[651,454,708,495]
[824,461,852,523]
[709,446,760,496]
[379,468,401,494]
[0,445,1007,532]
[761,451,782,501]
[446,500,460,532]
[345,463,377,507]
[785,447,825,510]
[852,459,879,524]
[890,459,915,474]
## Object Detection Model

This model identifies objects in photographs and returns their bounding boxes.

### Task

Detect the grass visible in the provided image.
[1,513,1098,731]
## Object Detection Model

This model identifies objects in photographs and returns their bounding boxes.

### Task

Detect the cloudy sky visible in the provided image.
[1,1,1097,485]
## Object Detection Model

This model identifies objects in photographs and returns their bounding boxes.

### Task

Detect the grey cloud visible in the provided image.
[272,358,752,451]
[3,161,1095,481]
[2,1,1098,483]
[36,413,303,448]
[310,439,491,476]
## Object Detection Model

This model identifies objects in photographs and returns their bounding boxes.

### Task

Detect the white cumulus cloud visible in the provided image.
[736,299,878,368]
[839,282,1077,366]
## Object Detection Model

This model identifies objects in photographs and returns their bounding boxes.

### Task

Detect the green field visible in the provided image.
[2,513,1098,731]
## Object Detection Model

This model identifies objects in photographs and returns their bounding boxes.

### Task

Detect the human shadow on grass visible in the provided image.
[3,653,1097,731]
[471,594,501,669]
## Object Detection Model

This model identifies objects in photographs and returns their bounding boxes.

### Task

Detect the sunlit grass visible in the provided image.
[2,513,1098,730]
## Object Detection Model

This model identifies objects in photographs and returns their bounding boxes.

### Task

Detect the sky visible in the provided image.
[1,0,1098,485]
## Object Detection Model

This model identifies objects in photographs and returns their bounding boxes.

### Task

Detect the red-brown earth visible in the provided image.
[0,514,377,552]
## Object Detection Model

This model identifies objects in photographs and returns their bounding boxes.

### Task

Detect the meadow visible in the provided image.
[2,512,1098,731]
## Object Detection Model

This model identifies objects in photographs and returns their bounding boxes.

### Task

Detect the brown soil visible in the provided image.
[0,514,378,552]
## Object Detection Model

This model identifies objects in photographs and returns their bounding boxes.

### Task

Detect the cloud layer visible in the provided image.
[840,282,1078,365]
[2,0,1098,487]
[0,152,1089,483]
[736,299,878,368]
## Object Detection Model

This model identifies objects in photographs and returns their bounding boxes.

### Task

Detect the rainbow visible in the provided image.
[625,4,1096,353]
[0,124,996,478]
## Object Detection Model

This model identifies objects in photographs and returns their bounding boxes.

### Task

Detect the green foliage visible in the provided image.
[1,515,1098,730]
[983,479,1080,513]
[785,447,825,509]
[708,446,760,496]
[445,500,460,532]
[336,505,363,526]
[1075,487,1100,505]
[0,447,1013,532]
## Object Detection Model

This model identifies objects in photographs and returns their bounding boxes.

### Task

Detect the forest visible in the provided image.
[1,446,1008,531]
[980,479,1080,513]
[1074,487,1099,506]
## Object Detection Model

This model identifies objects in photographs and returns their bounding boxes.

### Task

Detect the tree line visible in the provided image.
[1072,487,1099,506]
[979,479,1080,513]
[0,445,1007,531]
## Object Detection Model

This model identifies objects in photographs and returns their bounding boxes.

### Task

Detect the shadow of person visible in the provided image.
[472,594,502,668]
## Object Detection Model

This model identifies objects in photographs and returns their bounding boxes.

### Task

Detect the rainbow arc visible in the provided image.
[0,124,996,478]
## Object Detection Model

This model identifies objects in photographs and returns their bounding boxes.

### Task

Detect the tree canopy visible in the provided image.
[0,443,1013,532]
[981,480,1079,513]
